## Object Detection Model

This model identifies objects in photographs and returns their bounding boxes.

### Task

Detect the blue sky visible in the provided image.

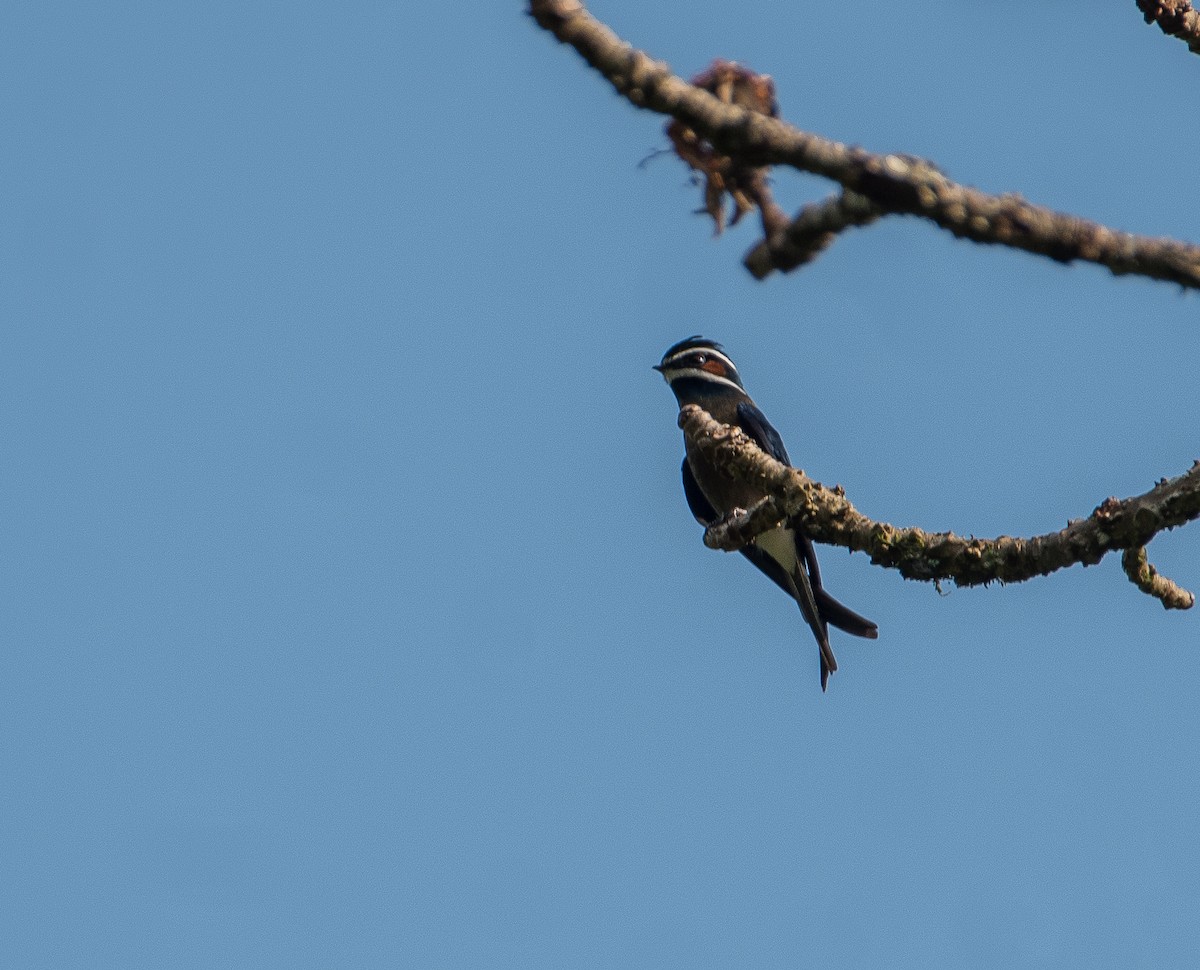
[4,2,1198,967]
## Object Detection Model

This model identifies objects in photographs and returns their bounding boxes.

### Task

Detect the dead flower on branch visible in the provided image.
[666,60,786,236]
[529,0,1200,289]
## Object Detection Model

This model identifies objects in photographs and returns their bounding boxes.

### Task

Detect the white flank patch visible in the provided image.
[754,526,799,575]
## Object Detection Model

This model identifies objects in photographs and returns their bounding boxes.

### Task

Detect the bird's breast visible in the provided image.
[685,451,767,517]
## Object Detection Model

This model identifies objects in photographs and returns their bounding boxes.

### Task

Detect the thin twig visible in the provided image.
[744,190,883,278]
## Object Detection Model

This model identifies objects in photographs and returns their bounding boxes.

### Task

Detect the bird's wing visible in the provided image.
[681,458,717,525]
[735,401,877,639]
[791,549,838,691]
[739,400,883,683]
[684,456,801,594]
[729,528,838,688]
[813,588,879,640]
[687,406,871,686]
[797,532,823,588]
[735,400,791,466]
[769,525,878,639]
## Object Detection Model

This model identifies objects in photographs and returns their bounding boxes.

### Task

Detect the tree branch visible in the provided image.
[743,190,883,279]
[530,0,1200,290]
[1137,0,1200,54]
[1121,546,1197,609]
[678,405,1199,605]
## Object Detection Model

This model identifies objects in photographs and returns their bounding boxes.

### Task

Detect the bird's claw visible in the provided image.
[714,507,748,528]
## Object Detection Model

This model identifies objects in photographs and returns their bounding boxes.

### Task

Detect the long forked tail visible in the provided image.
[818,639,837,692]
[814,588,879,640]
[787,563,838,692]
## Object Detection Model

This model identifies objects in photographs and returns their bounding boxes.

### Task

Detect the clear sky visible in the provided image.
[4,2,1199,968]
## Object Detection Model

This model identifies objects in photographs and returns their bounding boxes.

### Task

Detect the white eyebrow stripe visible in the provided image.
[661,348,737,372]
[659,365,743,392]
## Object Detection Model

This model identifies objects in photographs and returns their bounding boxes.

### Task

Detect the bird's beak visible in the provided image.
[651,363,665,373]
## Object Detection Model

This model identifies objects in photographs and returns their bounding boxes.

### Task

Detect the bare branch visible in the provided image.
[530,0,1200,290]
[744,191,883,279]
[679,405,1199,601]
[1137,0,1200,55]
[1121,546,1197,609]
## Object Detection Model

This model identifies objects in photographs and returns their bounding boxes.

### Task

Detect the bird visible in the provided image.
[654,336,878,691]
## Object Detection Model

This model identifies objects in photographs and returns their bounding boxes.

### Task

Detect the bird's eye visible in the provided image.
[695,354,707,364]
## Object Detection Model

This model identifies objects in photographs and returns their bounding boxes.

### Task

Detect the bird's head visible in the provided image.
[654,336,746,405]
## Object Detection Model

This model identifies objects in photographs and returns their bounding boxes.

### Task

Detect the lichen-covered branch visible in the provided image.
[678,405,1199,606]
[1137,0,1200,54]
[530,0,1200,290]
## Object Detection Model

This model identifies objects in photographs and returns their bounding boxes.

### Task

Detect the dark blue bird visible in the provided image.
[655,336,877,691]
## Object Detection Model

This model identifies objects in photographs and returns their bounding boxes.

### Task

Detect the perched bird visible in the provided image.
[655,336,877,690]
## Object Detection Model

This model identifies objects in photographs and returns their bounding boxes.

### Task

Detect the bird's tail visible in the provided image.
[818,638,837,693]
[787,564,838,692]
[814,588,879,640]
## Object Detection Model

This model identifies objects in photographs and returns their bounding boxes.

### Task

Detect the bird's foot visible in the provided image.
[703,498,785,552]
[713,507,748,529]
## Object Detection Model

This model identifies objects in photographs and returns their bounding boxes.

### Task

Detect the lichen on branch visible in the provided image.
[678,405,1199,606]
